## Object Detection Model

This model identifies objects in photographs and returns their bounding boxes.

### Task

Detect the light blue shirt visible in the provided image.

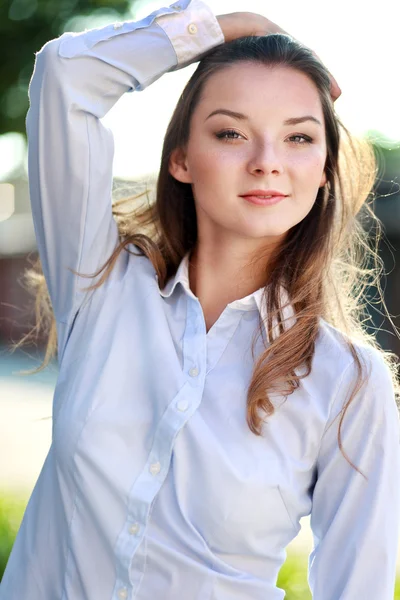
[1,1,400,599]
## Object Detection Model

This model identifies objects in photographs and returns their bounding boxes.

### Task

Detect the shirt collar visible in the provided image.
[159,251,296,333]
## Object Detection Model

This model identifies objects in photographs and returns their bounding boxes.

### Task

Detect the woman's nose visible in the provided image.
[247,143,284,176]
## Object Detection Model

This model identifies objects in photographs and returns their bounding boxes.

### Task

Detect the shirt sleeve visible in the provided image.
[26,0,224,333]
[308,347,400,599]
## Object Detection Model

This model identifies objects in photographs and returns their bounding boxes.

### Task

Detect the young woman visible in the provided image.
[1,0,399,599]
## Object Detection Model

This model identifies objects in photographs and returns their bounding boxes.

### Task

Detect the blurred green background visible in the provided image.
[1,0,400,595]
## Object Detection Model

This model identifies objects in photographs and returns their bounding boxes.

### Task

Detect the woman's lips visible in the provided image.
[240,194,287,206]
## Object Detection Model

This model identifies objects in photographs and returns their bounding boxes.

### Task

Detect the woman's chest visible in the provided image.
[52,276,327,561]
[52,349,320,568]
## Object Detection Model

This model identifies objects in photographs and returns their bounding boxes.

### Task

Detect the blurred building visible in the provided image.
[370,145,400,357]
[0,173,37,346]
[0,173,155,347]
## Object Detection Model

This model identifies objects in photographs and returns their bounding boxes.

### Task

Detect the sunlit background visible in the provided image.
[1,0,400,595]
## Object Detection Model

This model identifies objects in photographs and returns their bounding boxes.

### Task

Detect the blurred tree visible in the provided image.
[0,0,139,137]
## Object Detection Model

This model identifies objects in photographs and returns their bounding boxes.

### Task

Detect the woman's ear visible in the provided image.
[168,147,193,184]
[320,171,327,187]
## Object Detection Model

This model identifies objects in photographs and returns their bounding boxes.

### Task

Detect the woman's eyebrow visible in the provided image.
[205,108,322,126]
[205,109,247,121]
[284,116,322,126]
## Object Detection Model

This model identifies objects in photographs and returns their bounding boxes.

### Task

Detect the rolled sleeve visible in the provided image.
[156,0,225,68]
[57,0,224,89]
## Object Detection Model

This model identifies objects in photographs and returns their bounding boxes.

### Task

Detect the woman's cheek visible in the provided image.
[194,150,241,184]
[290,151,325,183]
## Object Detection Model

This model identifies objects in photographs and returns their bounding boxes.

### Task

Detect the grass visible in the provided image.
[277,552,312,599]
[0,492,27,580]
[1,491,400,597]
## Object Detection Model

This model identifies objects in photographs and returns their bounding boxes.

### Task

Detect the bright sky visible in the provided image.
[0,0,399,182]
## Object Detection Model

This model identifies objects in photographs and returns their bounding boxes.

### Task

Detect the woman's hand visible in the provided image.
[216,12,341,101]
[216,12,287,41]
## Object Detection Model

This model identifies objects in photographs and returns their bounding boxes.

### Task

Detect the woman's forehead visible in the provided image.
[196,64,324,124]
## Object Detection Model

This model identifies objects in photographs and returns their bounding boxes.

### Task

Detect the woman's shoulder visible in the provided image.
[316,317,395,393]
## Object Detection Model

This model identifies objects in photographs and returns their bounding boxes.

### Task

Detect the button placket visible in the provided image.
[113,297,206,597]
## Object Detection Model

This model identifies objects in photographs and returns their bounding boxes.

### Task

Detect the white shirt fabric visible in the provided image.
[1,1,400,599]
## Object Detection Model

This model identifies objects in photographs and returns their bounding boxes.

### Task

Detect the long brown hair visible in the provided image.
[19,34,399,475]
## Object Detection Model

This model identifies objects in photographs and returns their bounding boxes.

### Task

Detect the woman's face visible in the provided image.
[169,63,327,250]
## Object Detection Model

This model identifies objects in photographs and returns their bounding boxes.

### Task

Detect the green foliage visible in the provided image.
[0,493,26,580]
[0,0,138,136]
[277,552,312,599]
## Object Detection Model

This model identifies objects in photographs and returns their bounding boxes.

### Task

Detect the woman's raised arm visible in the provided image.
[26,0,224,330]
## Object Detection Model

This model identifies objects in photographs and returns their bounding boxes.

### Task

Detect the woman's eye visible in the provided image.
[287,134,313,144]
[215,129,243,141]
[215,130,313,144]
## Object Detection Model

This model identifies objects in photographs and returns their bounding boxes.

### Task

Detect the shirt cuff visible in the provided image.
[156,0,225,68]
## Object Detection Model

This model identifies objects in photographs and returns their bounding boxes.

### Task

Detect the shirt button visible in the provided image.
[149,462,161,475]
[128,522,140,535]
[113,22,123,29]
[189,366,199,377]
[117,589,128,600]
[176,399,189,412]
[188,23,198,35]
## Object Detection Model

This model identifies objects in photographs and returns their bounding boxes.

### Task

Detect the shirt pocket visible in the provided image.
[197,466,301,561]
[226,482,300,552]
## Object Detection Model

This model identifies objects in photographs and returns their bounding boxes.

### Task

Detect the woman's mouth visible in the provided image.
[239,194,287,206]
